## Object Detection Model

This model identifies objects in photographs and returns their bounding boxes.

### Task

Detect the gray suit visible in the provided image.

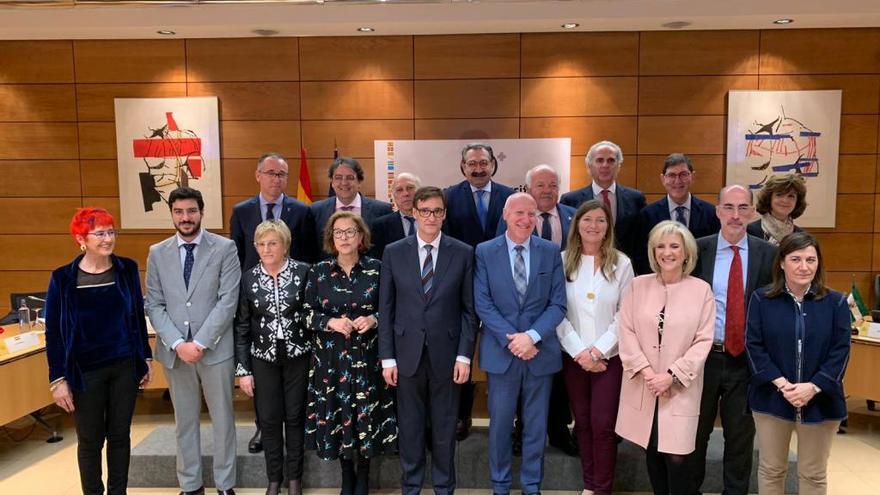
[145,230,241,492]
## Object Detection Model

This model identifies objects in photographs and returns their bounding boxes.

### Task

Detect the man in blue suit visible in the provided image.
[444,142,515,439]
[559,140,646,261]
[633,153,721,274]
[379,186,478,495]
[475,192,567,495]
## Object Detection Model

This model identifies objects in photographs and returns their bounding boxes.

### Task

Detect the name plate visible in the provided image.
[867,322,880,339]
[4,331,40,353]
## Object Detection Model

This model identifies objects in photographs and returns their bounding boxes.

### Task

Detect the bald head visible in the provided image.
[503,193,538,244]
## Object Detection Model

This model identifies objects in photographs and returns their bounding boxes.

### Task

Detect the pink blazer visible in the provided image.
[614,274,715,455]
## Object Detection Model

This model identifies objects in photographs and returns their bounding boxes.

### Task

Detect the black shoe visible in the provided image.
[179,488,204,495]
[265,481,281,495]
[248,428,263,454]
[549,434,579,457]
[512,432,522,457]
[456,418,472,441]
[217,490,236,495]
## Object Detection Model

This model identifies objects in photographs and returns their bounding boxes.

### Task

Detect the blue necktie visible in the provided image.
[540,212,552,241]
[405,216,416,236]
[513,245,527,305]
[266,203,276,221]
[475,189,488,231]
[674,206,687,226]
[421,245,434,297]
[183,243,196,289]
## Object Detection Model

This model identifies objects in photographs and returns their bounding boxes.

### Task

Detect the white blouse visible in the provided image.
[556,252,634,359]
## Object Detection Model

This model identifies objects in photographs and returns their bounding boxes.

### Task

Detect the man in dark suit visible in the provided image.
[310,157,393,258]
[379,186,478,495]
[369,172,421,259]
[633,153,721,274]
[559,140,646,260]
[689,185,777,495]
[496,164,578,457]
[475,192,566,495]
[443,142,515,439]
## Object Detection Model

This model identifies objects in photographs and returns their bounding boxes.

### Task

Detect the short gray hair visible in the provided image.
[392,172,422,189]
[254,220,292,253]
[524,164,559,188]
[504,192,537,210]
[585,141,623,166]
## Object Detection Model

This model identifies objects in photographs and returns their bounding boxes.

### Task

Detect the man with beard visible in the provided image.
[146,187,241,495]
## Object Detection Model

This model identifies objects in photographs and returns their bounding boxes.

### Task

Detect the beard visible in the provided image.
[175,219,201,237]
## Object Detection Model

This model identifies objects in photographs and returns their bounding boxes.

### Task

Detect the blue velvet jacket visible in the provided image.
[745,286,850,423]
[45,254,152,391]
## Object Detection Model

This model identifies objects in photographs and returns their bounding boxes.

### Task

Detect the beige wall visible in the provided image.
[1,29,879,314]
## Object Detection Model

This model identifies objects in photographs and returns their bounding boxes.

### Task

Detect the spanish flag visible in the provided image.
[297,148,314,205]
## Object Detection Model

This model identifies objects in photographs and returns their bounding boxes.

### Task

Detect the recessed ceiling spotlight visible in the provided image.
[661,21,691,29]
[157,30,176,36]
[561,23,579,29]
[252,29,279,37]
[357,27,375,32]
[774,18,794,25]
[315,0,324,3]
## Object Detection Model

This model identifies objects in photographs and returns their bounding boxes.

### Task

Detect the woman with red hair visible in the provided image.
[44,207,153,495]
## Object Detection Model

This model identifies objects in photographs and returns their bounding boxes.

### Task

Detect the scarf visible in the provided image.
[760,213,795,245]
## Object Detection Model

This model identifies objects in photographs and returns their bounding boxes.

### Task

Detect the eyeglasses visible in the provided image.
[464,160,492,169]
[663,171,692,181]
[415,207,446,219]
[332,228,361,239]
[87,230,118,239]
[332,174,357,182]
[719,204,753,214]
[255,240,282,249]
[260,171,289,180]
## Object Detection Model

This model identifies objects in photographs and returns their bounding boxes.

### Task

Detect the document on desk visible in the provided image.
[4,331,41,353]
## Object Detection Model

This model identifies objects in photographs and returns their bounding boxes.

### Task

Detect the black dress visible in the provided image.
[303,256,398,460]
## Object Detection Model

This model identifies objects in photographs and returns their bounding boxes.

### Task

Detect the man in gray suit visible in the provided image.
[145,187,241,495]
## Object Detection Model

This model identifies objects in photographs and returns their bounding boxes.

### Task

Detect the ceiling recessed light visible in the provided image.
[157,30,176,36]
[315,0,324,3]
[774,18,794,25]
[561,23,579,29]
[252,29,279,37]
[357,27,375,32]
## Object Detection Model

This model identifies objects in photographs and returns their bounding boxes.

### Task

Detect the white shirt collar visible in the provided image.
[335,193,362,210]
[717,233,748,252]
[417,231,442,251]
[591,181,617,196]
[667,193,692,210]
[469,181,493,194]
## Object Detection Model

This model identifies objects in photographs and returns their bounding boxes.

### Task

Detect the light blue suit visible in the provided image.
[474,234,566,494]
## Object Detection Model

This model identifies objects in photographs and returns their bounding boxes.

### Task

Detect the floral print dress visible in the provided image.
[303,256,398,460]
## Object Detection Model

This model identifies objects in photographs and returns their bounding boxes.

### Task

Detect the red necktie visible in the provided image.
[600,189,612,216]
[725,245,745,356]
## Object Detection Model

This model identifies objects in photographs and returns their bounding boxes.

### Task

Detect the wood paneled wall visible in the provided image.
[1,29,879,314]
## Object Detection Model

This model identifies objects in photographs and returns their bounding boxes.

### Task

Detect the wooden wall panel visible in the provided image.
[814,233,872,271]
[415,79,519,119]
[520,117,638,156]
[74,40,186,83]
[0,235,74,270]
[80,160,118,197]
[301,120,414,158]
[75,83,187,122]
[0,199,83,234]
[873,233,880,271]
[809,194,875,233]
[759,29,880,75]
[521,77,638,117]
[188,82,301,121]
[0,41,74,84]
[0,271,52,315]
[637,116,725,155]
[639,76,758,115]
[299,36,413,81]
[634,155,724,195]
[826,271,872,298]
[0,123,78,160]
[839,155,877,194]
[639,31,760,75]
[300,81,413,120]
[840,115,879,154]
[186,38,299,82]
[0,161,81,198]
[757,75,880,115]
[0,85,76,122]
[414,118,520,140]
[521,32,639,77]
[414,34,520,79]
[220,121,302,159]
[77,122,116,159]
[222,159,259,197]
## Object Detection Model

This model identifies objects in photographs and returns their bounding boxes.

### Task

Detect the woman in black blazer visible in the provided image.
[234,220,311,495]
[747,173,807,245]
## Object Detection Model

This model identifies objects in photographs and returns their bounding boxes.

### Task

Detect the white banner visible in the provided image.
[373,138,572,203]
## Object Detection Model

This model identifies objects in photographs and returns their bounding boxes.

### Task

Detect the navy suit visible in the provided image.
[369,211,409,260]
[379,234,478,495]
[310,194,393,258]
[559,183,646,260]
[229,194,317,268]
[443,180,515,248]
[475,235,566,494]
[496,203,576,250]
[632,195,721,274]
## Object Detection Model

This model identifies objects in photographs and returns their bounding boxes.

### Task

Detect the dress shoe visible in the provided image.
[265,481,281,495]
[549,434,579,457]
[288,479,302,495]
[179,488,204,495]
[455,418,472,441]
[217,490,236,495]
[248,428,263,454]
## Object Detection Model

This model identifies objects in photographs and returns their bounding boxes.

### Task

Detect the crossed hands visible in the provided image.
[507,333,538,360]
[329,316,377,338]
[176,341,204,364]
[773,378,818,408]
[573,347,607,373]
[642,368,674,397]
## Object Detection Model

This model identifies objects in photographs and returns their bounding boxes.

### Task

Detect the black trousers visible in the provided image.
[72,359,140,495]
[252,350,310,482]
[688,351,755,495]
[645,400,689,495]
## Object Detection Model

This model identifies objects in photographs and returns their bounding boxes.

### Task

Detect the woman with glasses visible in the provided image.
[234,220,311,495]
[44,207,152,495]
[303,211,397,495]
[747,173,807,245]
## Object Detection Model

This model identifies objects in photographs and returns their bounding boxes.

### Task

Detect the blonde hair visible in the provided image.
[563,200,618,282]
[646,220,698,276]
[254,220,292,252]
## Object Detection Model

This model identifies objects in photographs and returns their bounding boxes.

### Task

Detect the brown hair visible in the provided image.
[563,200,619,282]
[764,231,827,299]
[755,173,808,219]
[322,211,371,256]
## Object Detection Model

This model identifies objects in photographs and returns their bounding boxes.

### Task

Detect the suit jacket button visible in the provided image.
[186,302,192,307]
[184,321,189,326]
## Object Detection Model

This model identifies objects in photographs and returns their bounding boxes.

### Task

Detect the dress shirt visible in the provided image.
[537,206,563,246]
[172,229,206,350]
[591,181,618,221]
[667,194,692,227]
[469,181,493,210]
[399,211,415,236]
[504,234,542,344]
[711,234,750,342]
[335,193,363,215]
[556,253,634,359]
[259,192,285,221]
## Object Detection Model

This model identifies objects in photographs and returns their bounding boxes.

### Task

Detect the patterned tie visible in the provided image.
[421,245,434,297]
[475,189,488,231]
[266,203,276,221]
[540,212,553,241]
[183,243,196,289]
[600,189,612,218]
[513,245,527,306]
[339,205,355,212]
[725,245,745,356]
[674,206,687,226]
[404,216,416,236]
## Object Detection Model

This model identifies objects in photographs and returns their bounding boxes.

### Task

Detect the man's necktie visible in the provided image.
[725,245,745,356]
[513,245,527,306]
[405,216,416,236]
[183,243,196,290]
[600,189,612,218]
[674,206,687,226]
[266,203,275,221]
[540,212,553,241]
[421,245,434,296]
[475,190,488,231]
[339,205,355,212]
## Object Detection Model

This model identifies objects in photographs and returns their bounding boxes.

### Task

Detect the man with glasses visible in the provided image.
[378,186,478,495]
[443,142,515,440]
[688,185,776,495]
[369,172,422,259]
[310,157,392,258]
[632,153,721,274]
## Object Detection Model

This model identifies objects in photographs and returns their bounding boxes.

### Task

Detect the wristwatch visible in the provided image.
[666,369,681,385]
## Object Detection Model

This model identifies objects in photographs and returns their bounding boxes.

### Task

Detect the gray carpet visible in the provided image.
[129,425,798,492]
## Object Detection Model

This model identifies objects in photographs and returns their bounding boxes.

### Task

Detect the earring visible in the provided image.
[80,244,86,252]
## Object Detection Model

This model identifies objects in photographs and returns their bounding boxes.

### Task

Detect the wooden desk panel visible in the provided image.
[845,336,880,402]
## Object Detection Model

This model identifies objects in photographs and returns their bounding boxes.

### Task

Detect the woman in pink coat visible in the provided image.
[615,220,715,495]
